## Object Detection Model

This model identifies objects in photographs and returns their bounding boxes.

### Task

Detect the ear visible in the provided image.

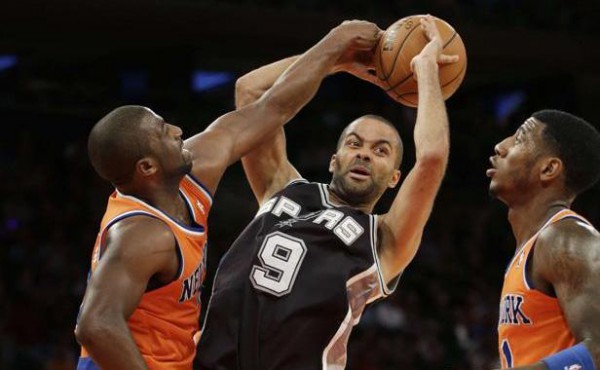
[136,157,159,178]
[388,169,401,188]
[539,157,563,184]
[328,154,337,174]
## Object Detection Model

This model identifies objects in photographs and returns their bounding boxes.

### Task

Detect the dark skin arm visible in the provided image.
[501,218,600,370]
[183,20,382,195]
[235,28,386,205]
[74,217,179,369]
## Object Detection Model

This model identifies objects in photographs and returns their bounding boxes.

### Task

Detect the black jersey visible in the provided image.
[198,180,396,370]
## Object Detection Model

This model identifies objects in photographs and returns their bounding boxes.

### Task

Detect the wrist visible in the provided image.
[541,343,596,370]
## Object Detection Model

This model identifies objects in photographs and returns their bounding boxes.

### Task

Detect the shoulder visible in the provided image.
[105,215,176,256]
[538,217,599,255]
[536,217,600,283]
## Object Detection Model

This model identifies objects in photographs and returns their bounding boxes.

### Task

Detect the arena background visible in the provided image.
[0,1,599,369]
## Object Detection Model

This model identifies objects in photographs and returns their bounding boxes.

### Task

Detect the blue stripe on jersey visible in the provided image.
[99,211,158,259]
[524,214,593,290]
[186,174,214,203]
[77,357,99,370]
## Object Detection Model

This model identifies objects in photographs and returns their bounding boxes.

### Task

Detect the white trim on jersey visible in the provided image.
[520,210,594,290]
[179,190,196,221]
[283,177,309,189]
[348,264,385,309]
[321,264,386,369]
[317,183,334,209]
[99,209,187,280]
[115,190,205,236]
[369,214,398,296]
[185,174,214,206]
[504,209,571,278]
[321,306,352,370]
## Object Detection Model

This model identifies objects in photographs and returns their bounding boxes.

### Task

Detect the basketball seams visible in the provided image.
[384,31,459,93]
[395,58,467,99]
[380,18,422,81]
[376,16,466,107]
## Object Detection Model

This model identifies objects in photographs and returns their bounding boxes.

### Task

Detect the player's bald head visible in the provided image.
[88,105,159,186]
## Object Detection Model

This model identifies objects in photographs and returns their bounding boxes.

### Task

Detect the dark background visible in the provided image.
[0,1,599,369]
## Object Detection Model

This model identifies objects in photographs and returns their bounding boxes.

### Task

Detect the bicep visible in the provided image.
[241,128,300,205]
[79,218,177,322]
[553,250,600,342]
[540,222,600,342]
[184,101,287,195]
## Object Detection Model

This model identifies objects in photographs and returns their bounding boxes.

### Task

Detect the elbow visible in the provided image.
[416,149,448,170]
[75,314,112,348]
[235,78,261,108]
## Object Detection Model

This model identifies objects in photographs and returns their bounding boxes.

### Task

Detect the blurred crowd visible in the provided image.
[204,0,598,31]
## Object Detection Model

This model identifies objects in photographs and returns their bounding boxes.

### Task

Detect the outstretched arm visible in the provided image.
[377,15,457,283]
[503,219,600,370]
[184,21,382,196]
[75,217,179,369]
[236,56,303,205]
[236,32,386,205]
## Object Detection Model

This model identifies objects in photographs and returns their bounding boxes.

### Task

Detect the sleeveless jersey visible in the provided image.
[498,209,594,368]
[198,180,397,370]
[77,175,212,370]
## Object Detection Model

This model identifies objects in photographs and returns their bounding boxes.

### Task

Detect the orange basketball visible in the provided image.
[374,15,467,107]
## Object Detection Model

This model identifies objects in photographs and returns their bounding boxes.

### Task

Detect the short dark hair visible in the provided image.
[88,105,155,185]
[336,115,404,168]
[533,109,600,195]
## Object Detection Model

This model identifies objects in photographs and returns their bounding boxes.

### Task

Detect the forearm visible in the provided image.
[257,32,345,125]
[222,31,345,160]
[77,319,148,369]
[235,55,300,108]
[413,59,450,163]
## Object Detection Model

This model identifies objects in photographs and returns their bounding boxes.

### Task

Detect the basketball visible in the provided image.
[374,15,467,107]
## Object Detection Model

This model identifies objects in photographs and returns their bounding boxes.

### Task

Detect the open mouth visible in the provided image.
[349,165,371,180]
[486,156,497,178]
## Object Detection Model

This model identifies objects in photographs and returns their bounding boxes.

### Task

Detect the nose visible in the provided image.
[168,123,183,138]
[355,149,371,162]
[494,138,509,157]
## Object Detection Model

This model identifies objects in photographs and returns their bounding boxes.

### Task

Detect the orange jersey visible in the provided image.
[498,209,593,368]
[78,175,212,370]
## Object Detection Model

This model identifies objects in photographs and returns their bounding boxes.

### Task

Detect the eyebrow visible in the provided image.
[346,132,393,147]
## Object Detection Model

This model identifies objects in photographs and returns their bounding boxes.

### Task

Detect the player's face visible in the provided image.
[145,110,193,178]
[329,118,401,205]
[487,117,546,203]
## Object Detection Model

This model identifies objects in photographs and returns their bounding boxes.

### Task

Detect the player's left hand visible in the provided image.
[410,14,458,76]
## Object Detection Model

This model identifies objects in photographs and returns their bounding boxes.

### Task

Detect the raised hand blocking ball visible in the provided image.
[374,15,467,107]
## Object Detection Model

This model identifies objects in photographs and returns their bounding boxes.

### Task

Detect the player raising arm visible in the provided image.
[74,20,382,370]
[197,15,458,369]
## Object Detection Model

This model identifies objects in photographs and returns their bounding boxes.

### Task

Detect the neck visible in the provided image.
[119,179,185,217]
[327,184,377,214]
[506,194,571,248]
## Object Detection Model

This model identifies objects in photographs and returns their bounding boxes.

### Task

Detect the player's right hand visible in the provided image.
[330,20,384,87]
[331,20,382,51]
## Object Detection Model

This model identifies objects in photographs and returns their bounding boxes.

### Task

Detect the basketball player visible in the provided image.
[73,20,383,370]
[489,110,600,369]
[197,15,458,369]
